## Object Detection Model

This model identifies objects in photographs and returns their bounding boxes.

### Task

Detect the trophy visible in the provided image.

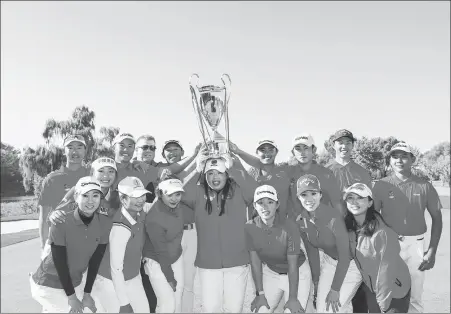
[189,74,231,157]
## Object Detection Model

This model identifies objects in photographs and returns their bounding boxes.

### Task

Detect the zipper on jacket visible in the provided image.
[216,197,224,268]
[368,275,375,293]
[352,232,374,293]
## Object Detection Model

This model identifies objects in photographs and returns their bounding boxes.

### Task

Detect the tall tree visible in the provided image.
[42,105,96,162]
[1,142,26,196]
[91,126,120,160]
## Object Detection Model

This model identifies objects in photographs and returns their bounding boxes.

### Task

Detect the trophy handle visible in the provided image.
[221,74,231,153]
[189,73,200,88]
[189,75,210,149]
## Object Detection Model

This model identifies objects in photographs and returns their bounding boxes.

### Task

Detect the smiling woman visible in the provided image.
[29,177,109,313]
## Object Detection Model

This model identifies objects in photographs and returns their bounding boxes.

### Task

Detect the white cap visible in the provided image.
[118,177,150,197]
[343,183,373,200]
[158,179,185,196]
[292,133,315,148]
[388,142,413,155]
[64,134,86,147]
[75,176,103,195]
[256,139,278,151]
[204,158,227,173]
[91,157,117,172]
[113,133,136,146]
[254,185,278,202]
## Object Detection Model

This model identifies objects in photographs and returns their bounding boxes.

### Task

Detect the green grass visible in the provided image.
[1,200,38,218]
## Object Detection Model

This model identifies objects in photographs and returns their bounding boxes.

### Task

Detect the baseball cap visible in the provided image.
[331,129,356,142]
[388,142,413,155]
[158,179,185,196]
[118,177,151,198]
[162,140,184,158]
[296,174,321,195]
[254,185,278,202]
[343,183,373,200]
[256,139,278,151]
[113,133,136,146]
[91,157,117,172]
[204,158,227,173]
[75,176,103,195]
[64,134,86,147]
[292,133,315,148]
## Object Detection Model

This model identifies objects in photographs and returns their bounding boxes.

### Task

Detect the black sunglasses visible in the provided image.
[139,145,156,151]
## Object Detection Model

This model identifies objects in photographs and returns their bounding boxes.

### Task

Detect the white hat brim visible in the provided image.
[128,189,151,198]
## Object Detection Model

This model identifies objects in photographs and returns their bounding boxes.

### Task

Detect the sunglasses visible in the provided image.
[139,145,156,151]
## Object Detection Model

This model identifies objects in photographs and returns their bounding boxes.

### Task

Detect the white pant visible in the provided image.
[399,234,426,313]
[144,255,184,313]
[29,273,86,313]
[181,226,198,312]
[198,265,250,313]
[257,262,312,313]
[90,274,149,313]
[316,253,362,313]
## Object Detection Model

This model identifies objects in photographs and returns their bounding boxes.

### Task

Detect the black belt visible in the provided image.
[184,223,195,230]
[398,235,424,242]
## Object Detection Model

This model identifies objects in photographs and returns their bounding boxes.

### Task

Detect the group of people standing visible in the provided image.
[28,128,443,314]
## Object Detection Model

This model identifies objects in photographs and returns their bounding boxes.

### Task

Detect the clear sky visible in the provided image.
[1,1,450,163]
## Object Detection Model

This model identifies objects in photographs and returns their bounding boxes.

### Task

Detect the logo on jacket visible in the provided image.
[98,207,108,216]
[388,191,395,199]
[395,278,402,287]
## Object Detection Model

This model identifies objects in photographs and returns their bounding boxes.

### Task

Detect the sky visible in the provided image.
[1,1,450,163]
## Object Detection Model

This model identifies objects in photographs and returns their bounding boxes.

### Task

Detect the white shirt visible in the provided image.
[109,207,139,306]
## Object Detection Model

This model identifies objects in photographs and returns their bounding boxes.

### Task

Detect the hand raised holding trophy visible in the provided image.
[189,73,232,158]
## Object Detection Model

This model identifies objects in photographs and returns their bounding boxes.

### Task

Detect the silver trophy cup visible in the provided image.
[189,74,231,157]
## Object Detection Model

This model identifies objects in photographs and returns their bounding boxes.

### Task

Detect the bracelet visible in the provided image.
[256,290,265,296]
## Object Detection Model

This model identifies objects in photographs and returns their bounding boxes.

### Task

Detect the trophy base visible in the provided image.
[206,131,229,157]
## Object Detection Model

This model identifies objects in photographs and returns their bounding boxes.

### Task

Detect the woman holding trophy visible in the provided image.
[181,150,258,313]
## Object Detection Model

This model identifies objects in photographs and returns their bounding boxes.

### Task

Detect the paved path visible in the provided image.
[1,220,39,234]
[2,211,449,313]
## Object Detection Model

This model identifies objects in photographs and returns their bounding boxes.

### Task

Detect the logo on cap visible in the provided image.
[257,190,275,195]
[133,178,143,189]
[211,159,218,166]
[352,184,366,191]
[296,136,309,141]
[81,182,101,187]
[98,158,115,164]
[299,178,315,186]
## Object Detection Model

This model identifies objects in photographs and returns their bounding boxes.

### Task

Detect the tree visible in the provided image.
[1,142,26,196]
[42,105,96,162]
[419,142,451,184]
[91,126,120,160]
[18,144,65,198]
[316,149,333,166]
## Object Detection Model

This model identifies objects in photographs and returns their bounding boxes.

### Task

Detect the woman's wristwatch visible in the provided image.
[256,290,265,296]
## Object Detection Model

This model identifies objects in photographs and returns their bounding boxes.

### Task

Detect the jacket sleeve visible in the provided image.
[330,217,352,291]
[374,230,399,312]
[180,170,200,210]
[51,244,75,296]
[145,220,176,283]
[228,167,259,206]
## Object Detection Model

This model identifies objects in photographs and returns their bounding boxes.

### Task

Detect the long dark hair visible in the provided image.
[202,176,233,216]
[344,199,387,237]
